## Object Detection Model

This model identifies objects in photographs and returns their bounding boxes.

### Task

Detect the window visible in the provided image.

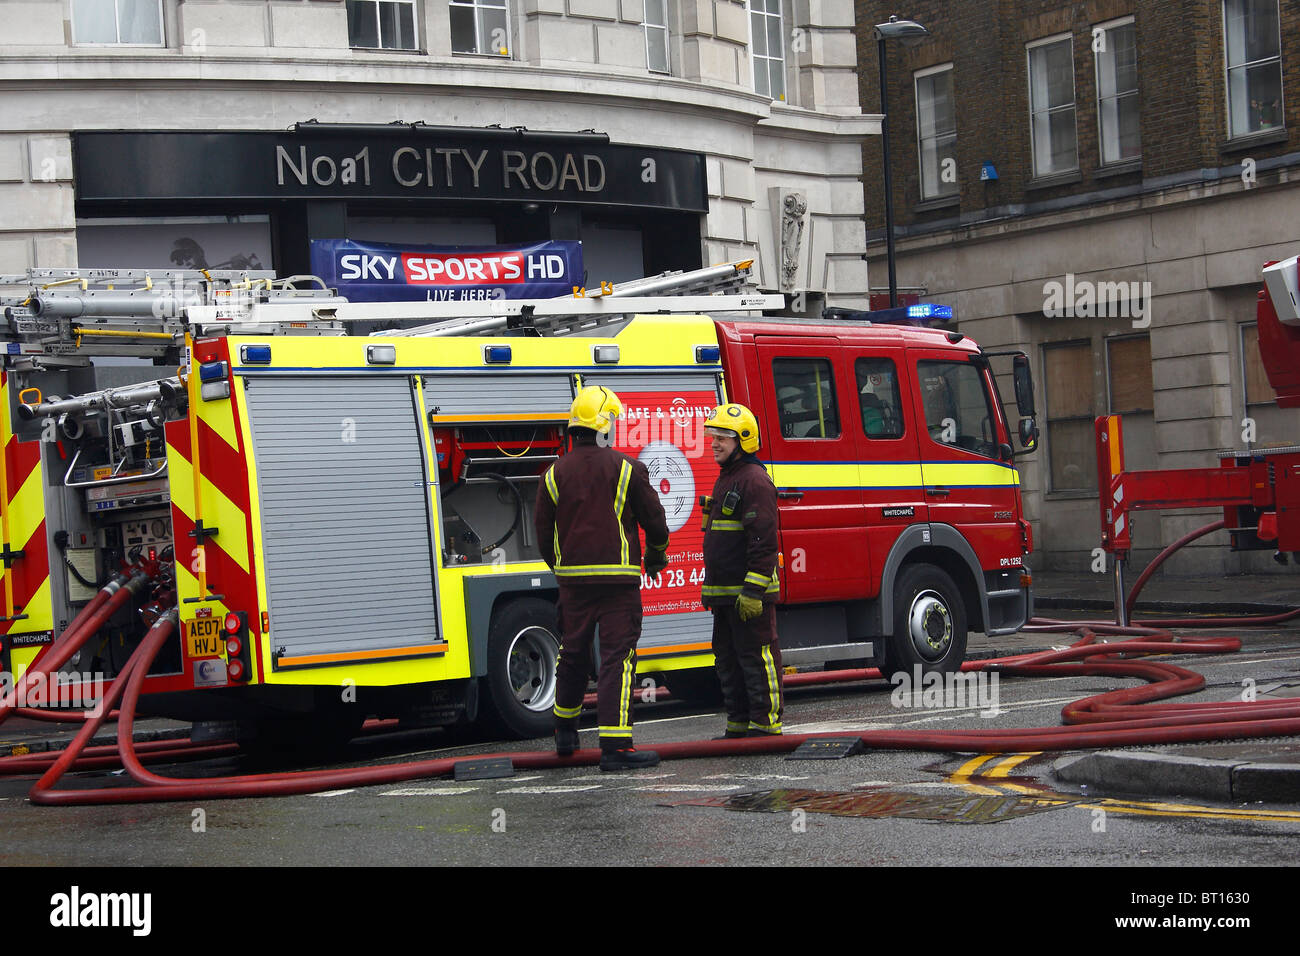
[71,0,163,45]
[1027,35,1078,176]
[915,65,958,200]
[773,359,839,439]
[1043,342,1096,491]
[1106,336,1153,414]
[917,361,1000,459]
[644,0,670,73]
[1095,18,1140,164]
[1224,0,1283,137]
[450,0,511,55]
[749,0,785,102]
[1241,323,1277,405]
[347,0,418,50]
[855,358,905,439]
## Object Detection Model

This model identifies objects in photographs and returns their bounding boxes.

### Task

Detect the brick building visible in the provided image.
[855,0,1300,573]
[0,0,872,307]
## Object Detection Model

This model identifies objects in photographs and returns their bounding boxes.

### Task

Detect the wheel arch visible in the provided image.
[880,524,986,634]
[462,572,558,678]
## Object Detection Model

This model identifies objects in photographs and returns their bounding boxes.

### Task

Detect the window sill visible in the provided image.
[452,50,514,59]
[913,195,960,213]
[1025,170,1082,191]
[1221,128,1288,153]
[1094,159,1141,179]
[350,45,425,54]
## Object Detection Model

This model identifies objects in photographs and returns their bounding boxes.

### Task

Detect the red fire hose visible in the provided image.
[6,519,1300,805]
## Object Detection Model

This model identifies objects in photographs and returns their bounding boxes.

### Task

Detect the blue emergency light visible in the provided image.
[823,304,955,326]
[240,345,273,364]
[906,304,954,320]
[483,345,513,364]
[198,361,229,382]
[695,345,721,363]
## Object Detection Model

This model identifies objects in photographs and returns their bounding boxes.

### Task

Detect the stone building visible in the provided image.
[855,0,1300,573]
[1,0,872,307]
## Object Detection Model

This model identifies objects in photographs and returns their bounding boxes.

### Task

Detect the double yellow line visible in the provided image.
[948,752,1300,823]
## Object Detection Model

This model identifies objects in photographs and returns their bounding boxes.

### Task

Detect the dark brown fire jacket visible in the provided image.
[535,440,669,587]
[701,455,781,607]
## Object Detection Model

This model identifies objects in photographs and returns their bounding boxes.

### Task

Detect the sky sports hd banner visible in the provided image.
[310,239,583,302]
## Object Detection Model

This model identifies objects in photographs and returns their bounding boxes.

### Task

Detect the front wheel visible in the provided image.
[480,598,561,739]
[879,563,968,679]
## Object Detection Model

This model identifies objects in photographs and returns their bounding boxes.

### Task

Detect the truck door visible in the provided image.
[908,351,1022,570]
[849,351,929,576]
[755,337,871,602]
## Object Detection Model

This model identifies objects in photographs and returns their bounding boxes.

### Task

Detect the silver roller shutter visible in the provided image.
[423,373,573,416]
[638,612,713,652]
[243,375,440,667]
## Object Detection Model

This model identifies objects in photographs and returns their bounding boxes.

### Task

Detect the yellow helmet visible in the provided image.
[569,385,622,433]
[705,403,760,453]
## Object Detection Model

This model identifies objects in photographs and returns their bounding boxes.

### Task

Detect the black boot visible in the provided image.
[599,739,660,772]
[555,720,580,758]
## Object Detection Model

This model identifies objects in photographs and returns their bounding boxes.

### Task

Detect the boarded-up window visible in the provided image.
[1107,336,1153,413]
[1044,341,1096,492]
[1242,323,1277,405]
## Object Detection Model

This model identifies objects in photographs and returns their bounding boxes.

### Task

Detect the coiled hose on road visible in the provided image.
[3,519,1299,805]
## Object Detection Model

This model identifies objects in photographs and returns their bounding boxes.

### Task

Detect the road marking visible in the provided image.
[568,773,675,782]
[633,784,744,792]
[948,754,1003,795]
[309,789,356,797]
[636,714,719,725]
[501,785,603,794]
[1085,798,1300,824]
[382,787,478,796]
[986,753,1041,777]
[701,773,809,781]
[785,719,897,733]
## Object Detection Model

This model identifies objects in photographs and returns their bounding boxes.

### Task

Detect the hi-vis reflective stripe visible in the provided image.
[554,702,583,720]
[0,373,52,666]
[165,348,262,684]
[599,725,633,738]
[544,466,561,563]
[614,459,632,568]
[554,565,641,577]
[619,647,635,727]
[744,570,772,589]
[767,460,1019,489]
[761,645,781,729]
[710,519,745,531]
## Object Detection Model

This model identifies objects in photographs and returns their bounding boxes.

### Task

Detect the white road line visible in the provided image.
[502,785,603,794]
[381,787,479,796]
[309,789,356,797]
[701,773,809,781]
[569,773,676,782]
[632,784,744,792]
[635,714,720,725]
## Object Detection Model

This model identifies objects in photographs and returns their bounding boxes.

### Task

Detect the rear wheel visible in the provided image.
[481,598,561,739]
[880,563,967,679]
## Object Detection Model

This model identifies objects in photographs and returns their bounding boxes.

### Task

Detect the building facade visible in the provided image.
[1,0,873,308]
[855,0,1300,573]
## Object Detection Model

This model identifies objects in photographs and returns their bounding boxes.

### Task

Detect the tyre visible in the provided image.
[480,597,561,739]
[880,563,968,679]
[662,666,724,707]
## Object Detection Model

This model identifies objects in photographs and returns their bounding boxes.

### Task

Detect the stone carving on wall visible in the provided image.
[779,191,807,292]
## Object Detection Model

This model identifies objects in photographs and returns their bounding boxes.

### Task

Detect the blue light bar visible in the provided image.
[695,345,721,363]
[240,345,272,365]
[199,360,229,382]
[483,345,513,365]
[907,304,953,320]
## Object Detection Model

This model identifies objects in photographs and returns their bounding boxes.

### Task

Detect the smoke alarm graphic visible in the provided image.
[639,440,695,532]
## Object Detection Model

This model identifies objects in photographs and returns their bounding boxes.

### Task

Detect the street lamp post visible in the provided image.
[873,15,929,309]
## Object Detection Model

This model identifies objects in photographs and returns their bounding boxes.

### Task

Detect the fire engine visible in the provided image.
[0,262,1037,746]
[1096,254,1300,619]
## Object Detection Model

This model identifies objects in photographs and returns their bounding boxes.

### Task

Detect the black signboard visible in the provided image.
[72,129,708,212]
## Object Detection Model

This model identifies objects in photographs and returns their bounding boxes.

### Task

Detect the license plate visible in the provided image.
[184,617,225,659]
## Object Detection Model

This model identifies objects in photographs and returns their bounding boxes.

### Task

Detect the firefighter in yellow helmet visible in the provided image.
[534,385,670,771]
[700,403,783,738]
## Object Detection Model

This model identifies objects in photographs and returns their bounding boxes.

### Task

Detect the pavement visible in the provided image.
[2,566,1299,803]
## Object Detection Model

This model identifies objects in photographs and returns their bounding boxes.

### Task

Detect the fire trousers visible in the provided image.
[711,603,783,735]
[552,583,644,745]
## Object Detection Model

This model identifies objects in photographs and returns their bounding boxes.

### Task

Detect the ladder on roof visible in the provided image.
[356,259,777,338]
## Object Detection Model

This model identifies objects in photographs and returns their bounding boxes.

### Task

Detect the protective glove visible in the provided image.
[644,544,669,578]
[699,495,713,532]
[736,593,764,622]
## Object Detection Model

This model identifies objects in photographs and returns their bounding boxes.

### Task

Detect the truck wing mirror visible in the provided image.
[1018,417,1039,452]
[1013,354,1036,417]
